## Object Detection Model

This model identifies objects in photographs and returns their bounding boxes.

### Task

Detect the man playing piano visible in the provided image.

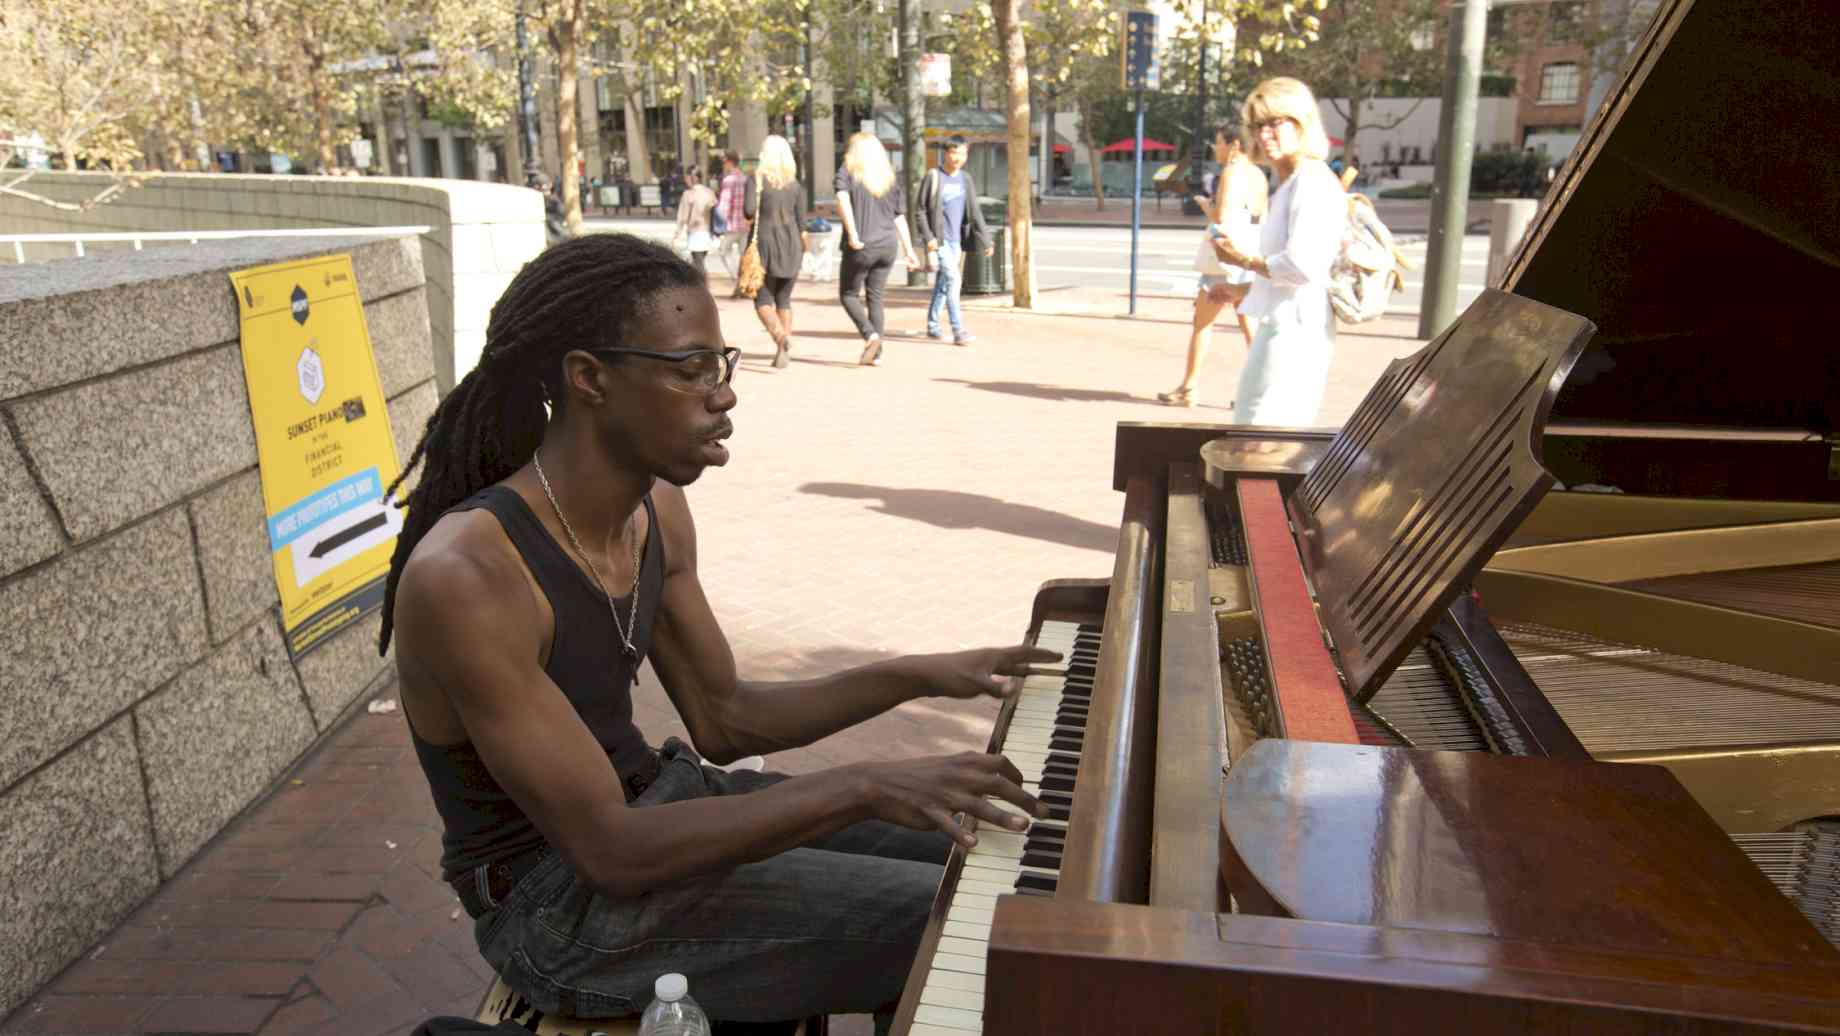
[376,233,1051,1031]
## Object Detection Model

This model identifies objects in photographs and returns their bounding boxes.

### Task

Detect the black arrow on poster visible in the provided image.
[308,511,389,558]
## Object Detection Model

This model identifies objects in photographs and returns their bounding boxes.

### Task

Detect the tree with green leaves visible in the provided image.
[1256,0,1445,167]
[0,0,168,208]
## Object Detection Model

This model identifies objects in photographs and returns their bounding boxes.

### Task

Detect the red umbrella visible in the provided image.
[1099,137,1176,153]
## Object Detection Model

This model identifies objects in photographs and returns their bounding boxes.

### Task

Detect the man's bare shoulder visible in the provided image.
[396,506,530,628]
[648,481,699,570]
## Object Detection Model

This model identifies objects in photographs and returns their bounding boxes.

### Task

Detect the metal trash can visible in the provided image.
[964,225,1008,296]
[961,199,1010,295]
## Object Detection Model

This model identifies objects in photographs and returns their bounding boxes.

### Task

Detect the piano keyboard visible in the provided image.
[907,619,1100,1036]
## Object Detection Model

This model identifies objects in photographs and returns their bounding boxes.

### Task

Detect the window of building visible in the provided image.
[1538,62,1580,104]
[421,138,443,177]
[644,104,678,177]
[454,136,478,180]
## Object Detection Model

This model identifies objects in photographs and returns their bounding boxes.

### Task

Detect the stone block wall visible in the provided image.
[0,235,438,1017]
[0,172,545,394]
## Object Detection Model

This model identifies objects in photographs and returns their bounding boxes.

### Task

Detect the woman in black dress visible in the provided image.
[744,134,808,369]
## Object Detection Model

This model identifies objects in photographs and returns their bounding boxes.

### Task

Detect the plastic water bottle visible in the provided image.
[637,973,710,1036]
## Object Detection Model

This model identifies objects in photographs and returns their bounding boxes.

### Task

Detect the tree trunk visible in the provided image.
[313,77,337,173]
[302,26,337,173]
[994,0,1033,308]
[557,1,584,233]
[372,89,396,176]
[1080,98,1105,211]
[1343,96,1361,169]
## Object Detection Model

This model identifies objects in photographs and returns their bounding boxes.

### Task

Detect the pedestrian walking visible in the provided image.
[834,131,922,367]
[714,152,752,296]
[672,169,718,274]
[744,135,808,369]
[1206,77,1347,426]
[1158,120,1268,408]
[913,136,992,346]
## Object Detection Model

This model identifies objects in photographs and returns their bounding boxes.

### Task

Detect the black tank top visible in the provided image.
[408,484,665,883]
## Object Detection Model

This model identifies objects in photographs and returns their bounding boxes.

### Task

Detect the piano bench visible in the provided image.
[475,970,827,1035]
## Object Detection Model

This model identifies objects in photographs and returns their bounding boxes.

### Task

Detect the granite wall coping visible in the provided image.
[0,235,423,401]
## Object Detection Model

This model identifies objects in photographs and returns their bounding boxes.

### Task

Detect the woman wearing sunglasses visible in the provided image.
[1207,76,1347,426]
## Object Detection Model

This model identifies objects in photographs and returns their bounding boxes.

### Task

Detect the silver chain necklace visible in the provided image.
[532,449,642,660]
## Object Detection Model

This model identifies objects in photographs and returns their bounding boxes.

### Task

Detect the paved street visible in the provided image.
[585,216,1491,324]
[2,271,1428,1036]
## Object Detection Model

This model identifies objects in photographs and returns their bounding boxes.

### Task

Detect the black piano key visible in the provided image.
[1021,850,1061,870]
[1049,737,1082,753]
[1046,752,1081,771]
[1014,885,1054,897]
[1016,873,1059,893]
[1041,773,1076,793]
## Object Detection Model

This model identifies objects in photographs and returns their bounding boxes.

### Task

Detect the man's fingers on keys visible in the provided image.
[926,806,977,848]
[994,643,1064,676]
[961,793,1032,832]
[990,757,1046,818]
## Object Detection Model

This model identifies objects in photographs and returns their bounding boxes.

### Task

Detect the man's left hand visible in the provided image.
[905,644,1064,701]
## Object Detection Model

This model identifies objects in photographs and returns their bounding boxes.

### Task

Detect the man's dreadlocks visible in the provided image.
[378,233,703,655]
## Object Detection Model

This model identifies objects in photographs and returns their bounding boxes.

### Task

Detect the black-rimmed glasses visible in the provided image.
[593,347,741,395]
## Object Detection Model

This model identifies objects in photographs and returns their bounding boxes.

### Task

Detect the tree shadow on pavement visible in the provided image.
[800,482,1116,553]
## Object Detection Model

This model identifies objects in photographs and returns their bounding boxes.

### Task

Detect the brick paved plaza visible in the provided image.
[2,273,1425,1036]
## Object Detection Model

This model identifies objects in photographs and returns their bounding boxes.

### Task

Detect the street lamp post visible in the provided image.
[1419,0,1489,339]
[1189,0,1209,212]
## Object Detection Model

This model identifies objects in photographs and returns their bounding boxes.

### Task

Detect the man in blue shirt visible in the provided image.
[915,137,992,346]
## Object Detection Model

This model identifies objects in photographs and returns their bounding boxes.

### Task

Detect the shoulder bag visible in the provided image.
[736,174,766,296]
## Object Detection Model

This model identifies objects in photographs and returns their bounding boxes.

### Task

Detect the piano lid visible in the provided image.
[1503,0,1840,438]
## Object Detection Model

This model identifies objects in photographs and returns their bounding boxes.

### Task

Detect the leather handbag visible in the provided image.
[736,175,766,296]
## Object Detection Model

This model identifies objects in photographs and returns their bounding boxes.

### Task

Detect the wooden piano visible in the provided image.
[889,1,1840,1031]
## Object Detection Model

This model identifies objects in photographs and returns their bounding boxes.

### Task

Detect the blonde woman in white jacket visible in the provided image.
[1208,77,1347,427]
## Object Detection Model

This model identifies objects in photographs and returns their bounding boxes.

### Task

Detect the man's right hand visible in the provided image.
[853,752,1044,849]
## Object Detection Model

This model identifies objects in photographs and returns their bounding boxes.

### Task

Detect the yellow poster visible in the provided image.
[231,254,402,658]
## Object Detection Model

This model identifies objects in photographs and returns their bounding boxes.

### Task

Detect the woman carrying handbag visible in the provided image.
[743,135,808,369]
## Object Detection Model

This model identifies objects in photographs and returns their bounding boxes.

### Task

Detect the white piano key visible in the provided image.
[920,982,984,1012]
[937,935,988,959]
[912,1024,977,1036]
[953,892,998,912]
[971,835,1025,858]
[946,900,995,926]
[915,1004,984,1031]
[957,877,1016,898]
[933,950,987,976]
[963,853,1021,876]
[926,967,986,993]
[942,919,991,941]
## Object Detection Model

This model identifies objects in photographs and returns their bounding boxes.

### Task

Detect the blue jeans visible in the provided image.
[475,739,950,1024]
[926,242,965,335]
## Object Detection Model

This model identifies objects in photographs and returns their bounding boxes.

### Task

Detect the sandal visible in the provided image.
[859,335,882,367]
[772,333,790,369]
[1155,386,1200,407]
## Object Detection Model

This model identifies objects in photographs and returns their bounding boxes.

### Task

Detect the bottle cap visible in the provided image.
[655,973,687,1002]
